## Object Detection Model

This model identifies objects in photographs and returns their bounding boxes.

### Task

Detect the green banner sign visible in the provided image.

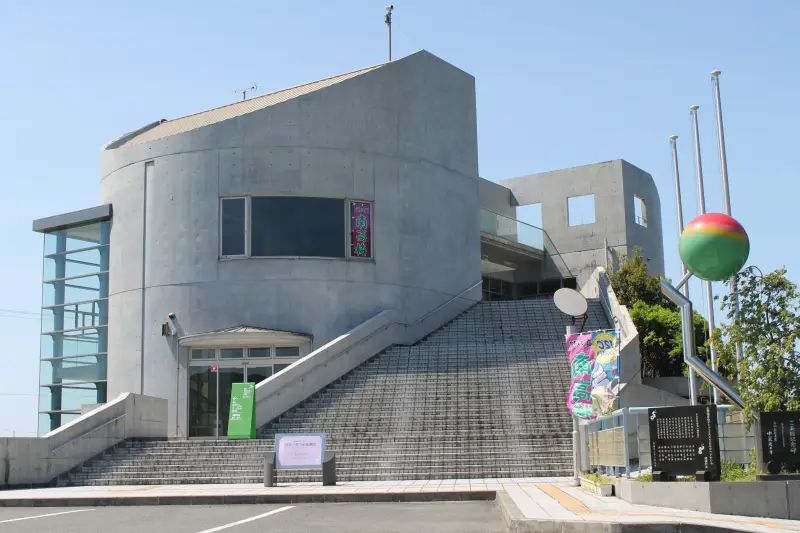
[227,382,256,440]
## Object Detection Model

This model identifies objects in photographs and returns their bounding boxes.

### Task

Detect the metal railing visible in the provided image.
[479,209,572,279]
[256,280,484,399]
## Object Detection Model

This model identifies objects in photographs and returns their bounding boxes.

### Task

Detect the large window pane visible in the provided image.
[39,413,79,435]
[43,246,108,281]
[251,197,345,258]
[221,198,246,256]
[42,300,107,333]
[44,222,107,255]
[40,327,107,358]
[275,346,300,358]
[220,348,244,359]
[248,348,271,358]
[40,383,106,413]
[43,272,107,307]
[191,349,216,360]
[40,355,107,385]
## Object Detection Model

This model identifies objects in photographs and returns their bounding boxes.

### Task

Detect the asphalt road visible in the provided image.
[0,502,506,533]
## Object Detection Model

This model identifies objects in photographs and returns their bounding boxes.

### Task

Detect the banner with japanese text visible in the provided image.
[565,330,620,419]
[590,330,620,416]
[567,332,594,419]
[227,382,256,440]
[350,202,372,258]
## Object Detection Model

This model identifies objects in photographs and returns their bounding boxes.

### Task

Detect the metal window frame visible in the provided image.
[219,197,249,259]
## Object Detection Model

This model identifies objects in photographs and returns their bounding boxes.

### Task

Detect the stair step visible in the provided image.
[61,299,610,487]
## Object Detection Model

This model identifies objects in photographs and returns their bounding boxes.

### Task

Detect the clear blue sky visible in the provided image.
[1,1,797,436]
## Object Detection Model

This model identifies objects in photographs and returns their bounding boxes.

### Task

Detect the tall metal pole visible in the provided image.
[711,70,743,376]
[670,135,697,405]
[690,105,719,404]
[385,6,393,61]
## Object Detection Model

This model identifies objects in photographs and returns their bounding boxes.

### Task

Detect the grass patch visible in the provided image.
[581,472,612,484]
[721,460,756,482]
[634,460,755,482]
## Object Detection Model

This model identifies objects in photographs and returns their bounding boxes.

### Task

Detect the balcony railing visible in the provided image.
[479,209,572,279]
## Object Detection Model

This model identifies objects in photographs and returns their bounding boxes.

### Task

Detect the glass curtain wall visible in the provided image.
[38,221,110,434]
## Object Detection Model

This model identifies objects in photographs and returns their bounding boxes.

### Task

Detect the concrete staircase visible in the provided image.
[60,298,610,486]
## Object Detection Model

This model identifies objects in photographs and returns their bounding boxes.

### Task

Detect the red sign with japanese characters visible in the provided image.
[350,202,372,258]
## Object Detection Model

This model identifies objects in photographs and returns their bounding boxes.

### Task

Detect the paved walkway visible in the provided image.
[505,481,800,533]
[1,479,798,532]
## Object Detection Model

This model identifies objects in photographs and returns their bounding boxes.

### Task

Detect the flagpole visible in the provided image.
[711,70,743,377]
[690,105,719,404]
[670,135,697,405]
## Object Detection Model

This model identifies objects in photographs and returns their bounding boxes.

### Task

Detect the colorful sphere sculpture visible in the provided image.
[679,212,750,281]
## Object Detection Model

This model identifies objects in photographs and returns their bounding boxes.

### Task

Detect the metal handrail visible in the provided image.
[480,208,573,278]
[50,413,127,455]
[257,280,484,398]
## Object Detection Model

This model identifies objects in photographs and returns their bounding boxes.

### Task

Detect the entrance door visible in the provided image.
[188,364,270,439]
[217,367,245,438]
[188,366,218,438]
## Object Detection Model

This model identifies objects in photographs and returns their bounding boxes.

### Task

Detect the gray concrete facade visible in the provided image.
[32,50,672,438]
[500,160,665,287]
[97,50,481,437]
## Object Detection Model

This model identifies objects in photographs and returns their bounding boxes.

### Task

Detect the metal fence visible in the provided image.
[586,405,756,477]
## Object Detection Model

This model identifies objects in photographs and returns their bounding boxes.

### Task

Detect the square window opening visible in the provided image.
[517,203,542,229]
[567,194,595,226]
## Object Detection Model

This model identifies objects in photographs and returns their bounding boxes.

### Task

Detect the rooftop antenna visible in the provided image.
[231,84,258,102]
[385,5,393,61]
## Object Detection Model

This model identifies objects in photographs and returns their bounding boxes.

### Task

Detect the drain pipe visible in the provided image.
[660,279,763,472]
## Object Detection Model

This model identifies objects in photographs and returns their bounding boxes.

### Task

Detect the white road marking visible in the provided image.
[195,506,294,533]
[0,509,95,524]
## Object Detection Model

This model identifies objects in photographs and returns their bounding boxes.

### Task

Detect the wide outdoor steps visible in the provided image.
[61,298,610,486]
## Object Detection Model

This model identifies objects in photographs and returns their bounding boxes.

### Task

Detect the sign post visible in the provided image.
[227,383,256,440]
[648,405,721,481]
[760,411,800,475]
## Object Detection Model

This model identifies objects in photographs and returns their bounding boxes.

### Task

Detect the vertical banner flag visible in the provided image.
[350,202,372,258]
[590,330,620,416]
[565,330,620,419]
[566,332,594,419]
[228,382,256,440]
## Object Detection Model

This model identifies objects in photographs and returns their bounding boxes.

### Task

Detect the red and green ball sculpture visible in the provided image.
[679,213,750,281]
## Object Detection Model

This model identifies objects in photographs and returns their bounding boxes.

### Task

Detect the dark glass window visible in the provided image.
[221,198,246,256]
[251,197,345,258]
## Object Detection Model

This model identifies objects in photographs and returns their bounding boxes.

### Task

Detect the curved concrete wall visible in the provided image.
[99,51,480,436]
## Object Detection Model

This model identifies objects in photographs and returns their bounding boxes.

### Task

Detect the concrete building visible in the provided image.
[33,50,665,437]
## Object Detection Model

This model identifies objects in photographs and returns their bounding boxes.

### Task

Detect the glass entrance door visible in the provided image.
[188,364,272,439]
[217,367,245,438]
[188,366,217,438]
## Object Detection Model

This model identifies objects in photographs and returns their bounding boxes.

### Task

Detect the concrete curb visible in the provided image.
[0,490,496,507]
[494,489,770,533]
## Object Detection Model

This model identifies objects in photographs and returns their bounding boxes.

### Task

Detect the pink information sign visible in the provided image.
[566,332,594,419]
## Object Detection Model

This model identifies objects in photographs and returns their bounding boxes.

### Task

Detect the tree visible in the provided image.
[609,248,708,379]
[608,251,667,308]
[715,266,800,418]
[629,301,709,378]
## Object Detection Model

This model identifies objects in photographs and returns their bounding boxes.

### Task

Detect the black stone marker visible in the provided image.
[648,405,721,482]
[760,411,800,475]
